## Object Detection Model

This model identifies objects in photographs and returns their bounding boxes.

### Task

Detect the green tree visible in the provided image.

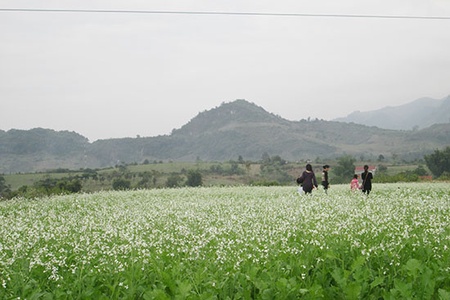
[166,174,183,188]
[377,164,388,174]
[259,155,291,185]
[261,152,270,164]
[414,165,428,176]
[136,172,152,189]
[112,178,131,190]
[36,177,82,195]
[424,147,450,178]
[57,178,82,193]
[0,175,11,198]
[333,155,356,184]
[230,162,245,175]
[186,170,203,187]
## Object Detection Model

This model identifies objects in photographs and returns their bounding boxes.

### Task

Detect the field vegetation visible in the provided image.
[0,183,449,299]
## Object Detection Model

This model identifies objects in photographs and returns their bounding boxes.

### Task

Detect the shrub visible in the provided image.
[112,178,131,190]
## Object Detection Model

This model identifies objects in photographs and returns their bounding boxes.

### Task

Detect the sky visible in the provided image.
[1,0,450,141]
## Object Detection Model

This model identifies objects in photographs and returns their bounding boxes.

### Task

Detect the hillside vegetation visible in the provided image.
[1,100,450,173]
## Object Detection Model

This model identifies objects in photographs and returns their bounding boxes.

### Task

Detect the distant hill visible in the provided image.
[1,99,450,173]
[0,128,90,173]
[334,95,450,130]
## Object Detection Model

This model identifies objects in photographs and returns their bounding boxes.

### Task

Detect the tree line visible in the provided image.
[1,146,449,200]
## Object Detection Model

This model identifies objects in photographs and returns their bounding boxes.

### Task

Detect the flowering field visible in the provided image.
[1,183,449,299]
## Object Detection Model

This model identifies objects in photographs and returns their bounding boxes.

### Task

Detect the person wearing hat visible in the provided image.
[321,165,330,194]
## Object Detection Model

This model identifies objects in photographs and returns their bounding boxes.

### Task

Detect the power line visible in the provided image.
[1,8,450,20]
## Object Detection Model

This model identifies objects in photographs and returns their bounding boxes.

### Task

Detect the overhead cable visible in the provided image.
[1,8,450,20]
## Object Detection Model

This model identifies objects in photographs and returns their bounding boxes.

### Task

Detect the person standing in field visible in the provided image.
[361,165,373,195]
[350,174,360,191]
[298,164,318,194]
[321,164,330,194]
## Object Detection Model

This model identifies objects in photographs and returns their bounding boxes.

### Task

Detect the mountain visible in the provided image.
[1,99,450,173]
[0,128,90,173]
[334,95,450,130]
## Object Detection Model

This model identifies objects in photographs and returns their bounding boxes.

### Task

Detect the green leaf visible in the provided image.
[351,256,366,272]
[276,278,289,290]
[299,288,309,295]
[175,280,192,299]
[404,258,422,278]
[331,268,346,288]
[144,289,171,300]
[370,276,384,289]
[345,282,362,300]
[439,288,450,300]
[394,280,413,298]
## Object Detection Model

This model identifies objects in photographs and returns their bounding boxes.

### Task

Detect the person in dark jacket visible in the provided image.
[299,164,318,194]
[361,165,373,195]
[321,164,330,194]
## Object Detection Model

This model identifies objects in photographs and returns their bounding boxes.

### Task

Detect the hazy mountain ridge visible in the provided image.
[334,95,450,130]
[1,99,450,173]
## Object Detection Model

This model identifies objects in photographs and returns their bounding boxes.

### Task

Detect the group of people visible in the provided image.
[297,164,373,195]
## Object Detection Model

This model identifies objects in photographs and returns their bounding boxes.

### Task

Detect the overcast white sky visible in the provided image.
[1,0,450,141]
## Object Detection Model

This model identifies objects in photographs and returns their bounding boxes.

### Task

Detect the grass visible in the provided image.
[5,172,77,190]
[1,182,449,299]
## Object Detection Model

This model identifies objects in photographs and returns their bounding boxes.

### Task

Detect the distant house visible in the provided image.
[354,165,377,176]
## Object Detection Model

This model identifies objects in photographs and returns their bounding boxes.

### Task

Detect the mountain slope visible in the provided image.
[172,99,289,136]
[0,128,89,173]
[1,99,450,173]
[334,95,450,130]
[89,100,448,164]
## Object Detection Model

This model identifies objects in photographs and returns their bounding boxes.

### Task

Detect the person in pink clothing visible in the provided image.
[350,174,360,191]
